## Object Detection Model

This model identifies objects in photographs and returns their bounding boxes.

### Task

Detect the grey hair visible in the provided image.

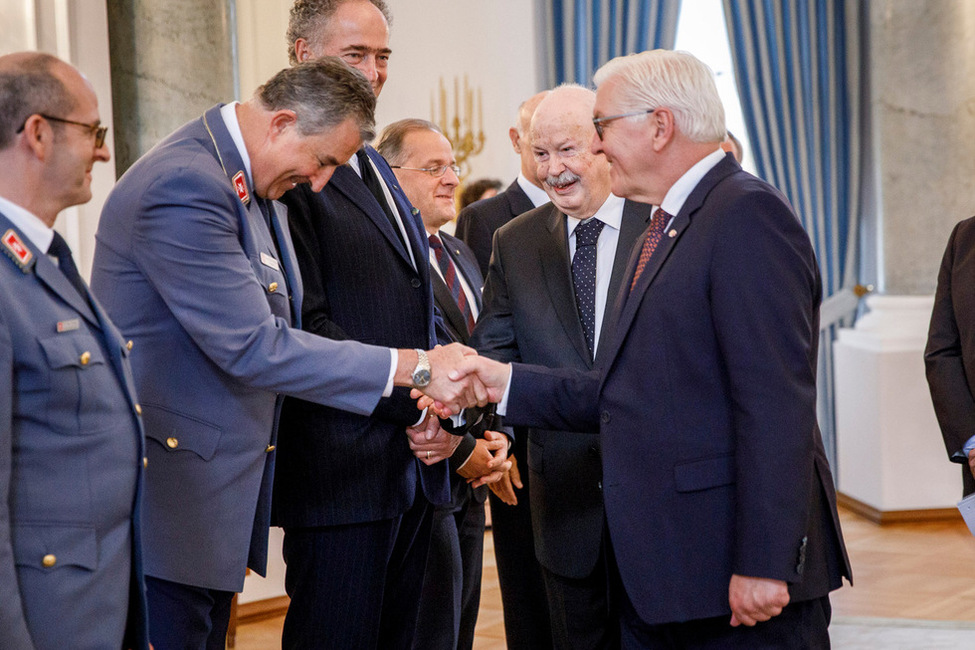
[0,52,75,149]
[257,57,376,142]
[287,0,391,65]
[375,118,444,166]
[593,50,725,143]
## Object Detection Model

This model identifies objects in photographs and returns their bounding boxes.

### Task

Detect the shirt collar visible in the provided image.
[0,194,54,252]
[659,148,726,217]
[219,102,252,185]
[517,173,551,208]
[566,193,625,236]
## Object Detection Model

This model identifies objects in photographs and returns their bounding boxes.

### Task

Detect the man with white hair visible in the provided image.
[441,50,852,647]
[471,84,651,649]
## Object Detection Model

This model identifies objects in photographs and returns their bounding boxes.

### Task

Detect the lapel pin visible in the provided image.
[411,207,419,216]
[668,229,677,238]
[232,171,250,205]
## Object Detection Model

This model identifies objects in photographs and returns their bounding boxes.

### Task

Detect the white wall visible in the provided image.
[236,0,543,183]
[0,0,114,279]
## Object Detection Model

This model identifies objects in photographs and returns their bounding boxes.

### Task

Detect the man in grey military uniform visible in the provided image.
[0,51,149,650]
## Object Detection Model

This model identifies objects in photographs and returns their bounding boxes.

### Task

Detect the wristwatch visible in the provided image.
[411,348,431,388]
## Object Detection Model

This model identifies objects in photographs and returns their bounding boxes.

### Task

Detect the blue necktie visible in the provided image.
[48,231,88,300]
[571,218,605,359]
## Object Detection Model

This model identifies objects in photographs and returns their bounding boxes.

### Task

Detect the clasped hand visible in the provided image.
[405,415,510,486]
[411,351,511,418]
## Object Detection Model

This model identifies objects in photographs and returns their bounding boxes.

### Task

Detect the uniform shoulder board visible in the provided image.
[1,229,36,273]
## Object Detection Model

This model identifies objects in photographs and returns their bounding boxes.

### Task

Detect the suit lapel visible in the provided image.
[595,200,652,365]
[431,269,469,343]
[505,180,536,217]
[440,233,483,310]
[271,199,303,327]
[539,206,592,367]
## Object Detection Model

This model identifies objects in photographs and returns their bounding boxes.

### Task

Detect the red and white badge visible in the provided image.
[2,228,33,269]
[233,171,250,205]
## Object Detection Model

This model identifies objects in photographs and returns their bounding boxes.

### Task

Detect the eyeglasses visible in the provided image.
[592,109,655,140]
[391,164,461,178]
[17,114,109,148]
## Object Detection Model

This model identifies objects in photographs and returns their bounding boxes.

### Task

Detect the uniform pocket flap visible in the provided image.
[674,454,736,493]
[142,403,222,461]
[39,334,107,369]
[12,524,98,571]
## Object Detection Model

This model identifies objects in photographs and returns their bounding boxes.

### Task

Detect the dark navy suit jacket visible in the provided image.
[1,212,148,649]
[505,155,852,625]
[273,146,450,531]
[455,179,539,277]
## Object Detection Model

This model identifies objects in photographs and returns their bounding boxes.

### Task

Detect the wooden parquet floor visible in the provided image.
[234,506,975,649]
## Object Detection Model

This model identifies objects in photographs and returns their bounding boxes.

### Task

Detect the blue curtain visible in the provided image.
[723,0,865,472]
[546,0,682,85]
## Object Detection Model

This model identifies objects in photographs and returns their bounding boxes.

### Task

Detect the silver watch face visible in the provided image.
[412,368,431,387]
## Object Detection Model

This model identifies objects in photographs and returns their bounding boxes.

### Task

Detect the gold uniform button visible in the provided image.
[127,340,134,351]
[268,282,278,293]
[143,456,148,468]
[265,444,276,453]
[134,404,142,416]
[166,437,179,449]
[79,351,91,365]
[42,554,57,568]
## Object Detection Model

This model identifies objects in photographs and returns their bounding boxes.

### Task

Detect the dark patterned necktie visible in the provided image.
[630,208,670,292]
[357,149,405,247]
[571,218,605,359]
[429,233,475,335]
[48,231,88,300]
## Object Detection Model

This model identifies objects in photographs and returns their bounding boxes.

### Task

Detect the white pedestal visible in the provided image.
[834,295,961,520]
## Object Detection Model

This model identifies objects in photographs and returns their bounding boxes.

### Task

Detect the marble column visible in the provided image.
[107,0,236,174]
[868,1,975,294]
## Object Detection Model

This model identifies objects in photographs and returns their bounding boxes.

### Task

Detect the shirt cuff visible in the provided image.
[496,364,514,416]
[383,348,397,398]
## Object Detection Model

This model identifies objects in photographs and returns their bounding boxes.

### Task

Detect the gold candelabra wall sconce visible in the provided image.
[431,75,485,184]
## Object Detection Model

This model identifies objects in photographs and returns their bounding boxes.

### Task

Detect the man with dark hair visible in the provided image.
[0,51,148,650]
[91,58,479,650]
[273,2,456,648]
[379,118,510,650]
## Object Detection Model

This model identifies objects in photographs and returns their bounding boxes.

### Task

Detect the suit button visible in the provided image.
[79,351,91,365]
[268,282,278,293]
[143,457,148,468]
[601,411,611,423]
[166,437,179,449]
[411,278,421,288]
[134,404,142,416]
[597,481,603,491]
[588,445,599,456]
[126,340,134,351]
[42,554,57,568]
[265,444,276,453]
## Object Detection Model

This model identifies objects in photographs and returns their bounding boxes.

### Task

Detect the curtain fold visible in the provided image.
[546,0,682,86]
[723,0,865,472]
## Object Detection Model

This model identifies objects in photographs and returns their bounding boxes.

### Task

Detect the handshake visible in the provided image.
[394,343,513,487]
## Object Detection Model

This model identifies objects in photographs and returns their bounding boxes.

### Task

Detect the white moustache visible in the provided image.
[546,171,580,189]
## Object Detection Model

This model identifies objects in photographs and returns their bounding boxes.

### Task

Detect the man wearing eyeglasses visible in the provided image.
[439,50,851,648]
[272,2,454,648]
[0,52,148,650]
[470,85,651,649]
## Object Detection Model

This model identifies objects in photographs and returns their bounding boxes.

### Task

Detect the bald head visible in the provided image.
[0,52,77,150]
[509,90,550,185]
[528,85,611,220]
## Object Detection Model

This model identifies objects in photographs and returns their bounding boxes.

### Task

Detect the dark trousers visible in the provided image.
[145,575,235,650]
[542,540,619,650]
[281,494,434,650]
[619,580,832,649]
[412,492,486,650]
[489,463,553,650]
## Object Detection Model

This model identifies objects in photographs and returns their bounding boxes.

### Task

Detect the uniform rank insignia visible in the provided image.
[2,228,34,272]
[233,171,250,205]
